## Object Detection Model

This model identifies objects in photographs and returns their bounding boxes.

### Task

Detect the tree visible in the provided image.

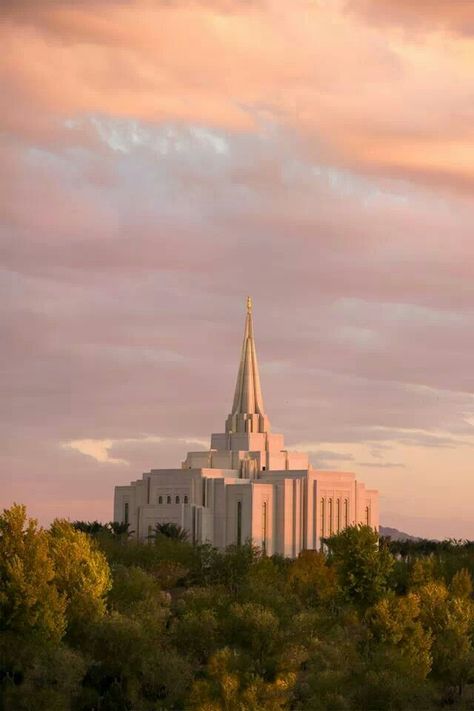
[108,521,135,542]
[0,504,65,641]
[289,550,338,607]
[149,522,189,542]
[225,601,281,677]
[48,519,111,638]
[325,525,394,607]
[191,647,293,711]
[365,593,432,681]
[108,564,162,614]
[72,520,109,536]
[450,568,473,599]
[418,580,474,697]
[0,633,85,711]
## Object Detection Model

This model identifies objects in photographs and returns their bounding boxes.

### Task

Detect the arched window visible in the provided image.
[336,498,341,532]
[344,499,349,527]
[167,496,171,504]
[158,495,163,504]
[184,495,188,504]
[175,495,180,504]
[237,501,242,546]
[320,498,325,536]
[262,501,267,554]
[329,498,333,535]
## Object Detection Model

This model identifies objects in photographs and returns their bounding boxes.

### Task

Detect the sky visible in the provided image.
[2,0,474,539]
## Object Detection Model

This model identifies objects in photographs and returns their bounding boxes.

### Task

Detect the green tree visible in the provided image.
[0,504,65,641]
[365,593,432,681]
[191,647,293,711]
[325,525,395,607]
[450,568,473,599]
[225,601,280,677]
[0,633,84,711]
[289,550,338,607]
[108,564,162,611]
[149,521,189,542]
[418,580,474,697]
[72,520,109,536]
[48,519,111,637]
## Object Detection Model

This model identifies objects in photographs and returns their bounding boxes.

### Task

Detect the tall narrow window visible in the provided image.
[167,496,171,504]
[237,501,242,546]
[262,502,267,554]
[365,505,370,526]
[158,495,163,504]
[176,495,180,504]
[147,477,151,504]
[124,502,129,525]
[329,498,333,535]
[337,498,341,532]
[202,480,206,506]
[320,498,325,536]
[184,495,188,504]
[344,499,349,527]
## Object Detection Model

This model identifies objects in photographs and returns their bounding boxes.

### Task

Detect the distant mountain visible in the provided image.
[379,526,420,541]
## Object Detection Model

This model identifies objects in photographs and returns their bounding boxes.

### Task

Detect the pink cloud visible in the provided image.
[2,0,474,536]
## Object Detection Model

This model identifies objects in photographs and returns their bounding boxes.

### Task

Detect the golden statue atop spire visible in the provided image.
[247,295,252,313]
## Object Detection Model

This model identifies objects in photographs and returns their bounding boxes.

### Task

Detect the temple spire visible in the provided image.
[225,297,270,434]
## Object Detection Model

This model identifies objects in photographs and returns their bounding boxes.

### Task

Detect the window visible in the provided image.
[337,498,341,532]
[175,495,180,504]
[147,477,151,504]
[237,501,242,546]
[124,502,129,525]
[184,495,188,504]
[262,466,266,471]
[344,499,349,527]
[167,496,171,504]
[158,495,163,504]
[320,498,325,536]
[262,501,267,554]
[202,480,206,506]
[329,498,333,535]
[365,505,370,526]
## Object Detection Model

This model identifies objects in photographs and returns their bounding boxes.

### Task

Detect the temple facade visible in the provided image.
[114,299,379,556]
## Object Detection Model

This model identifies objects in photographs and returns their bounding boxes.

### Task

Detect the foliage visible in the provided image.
[324,525,395,607]
[149,521,189,542]
[4,505,474,709]
[0,504,66,641]
[48,519,112,637]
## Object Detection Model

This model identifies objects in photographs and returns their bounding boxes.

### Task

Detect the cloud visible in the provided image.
[358,462,405,469]
[344,0,474,36]
[63,438,130,465]
[2,1,474,190]
[62,435,209,465]
[2,0,474,537]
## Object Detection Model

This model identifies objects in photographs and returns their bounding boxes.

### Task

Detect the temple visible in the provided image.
[114,299,379,556]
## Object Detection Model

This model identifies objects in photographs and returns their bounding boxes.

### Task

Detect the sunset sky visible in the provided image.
[2,0,474,538]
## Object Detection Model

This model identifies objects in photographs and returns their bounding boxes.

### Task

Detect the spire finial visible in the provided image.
[225,297,269,434]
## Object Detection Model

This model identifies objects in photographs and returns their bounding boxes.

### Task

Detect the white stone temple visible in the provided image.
[114,298,379,556]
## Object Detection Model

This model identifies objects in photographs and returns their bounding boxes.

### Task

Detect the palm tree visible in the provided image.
[72,520,108,536]
[108,521,135,542]
[148,522,189,543]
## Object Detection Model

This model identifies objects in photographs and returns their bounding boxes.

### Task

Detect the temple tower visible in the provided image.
[225,297,270,435]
